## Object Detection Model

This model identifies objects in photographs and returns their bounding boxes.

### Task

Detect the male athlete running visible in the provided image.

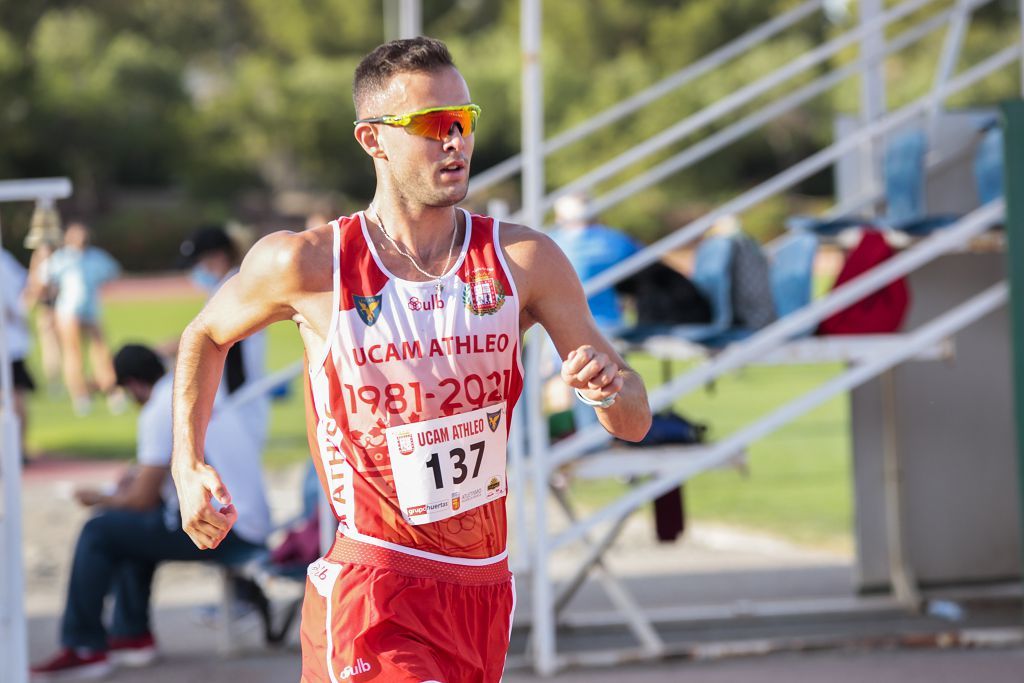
[172,37,651,683]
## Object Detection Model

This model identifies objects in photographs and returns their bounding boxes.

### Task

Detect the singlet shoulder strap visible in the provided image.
[308,219,341,376]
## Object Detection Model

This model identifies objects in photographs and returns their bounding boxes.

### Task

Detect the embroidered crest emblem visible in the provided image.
[463,269,505,316]
[486,409,502,433]
[396,432,415,456]
[353,294,383,326]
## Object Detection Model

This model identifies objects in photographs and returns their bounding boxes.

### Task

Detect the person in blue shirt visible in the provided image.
[550,193,640,334]
[550,193,640,430]
[47,221,124,416]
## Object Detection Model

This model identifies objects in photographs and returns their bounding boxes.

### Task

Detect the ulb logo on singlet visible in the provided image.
[353,294,383,326]
[463,268,505,316]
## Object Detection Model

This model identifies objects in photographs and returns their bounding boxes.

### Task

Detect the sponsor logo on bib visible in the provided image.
[463,269,505,316]
[486,409,502,432]
[407,505,427,517]
[451,493,461,511]
[353,294,383,326]
[396,432,414,455]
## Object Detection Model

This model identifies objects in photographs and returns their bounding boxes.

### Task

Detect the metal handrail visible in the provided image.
[548,199,1005,470]
[578,42,1017,300]
[584,1,977,221]
[517,0,957,221]
[467,0,828,196]
[552,278,1009,551]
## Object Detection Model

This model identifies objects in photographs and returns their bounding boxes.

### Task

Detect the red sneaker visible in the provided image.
[107,633,158,667]
[30,648,112,680]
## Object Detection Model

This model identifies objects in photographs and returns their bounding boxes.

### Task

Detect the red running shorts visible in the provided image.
[299,534,515,683]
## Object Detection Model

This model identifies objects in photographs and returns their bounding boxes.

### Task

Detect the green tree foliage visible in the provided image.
[0,0,1020,266]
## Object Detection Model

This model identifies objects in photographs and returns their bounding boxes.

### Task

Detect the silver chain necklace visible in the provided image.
[369,205,458,295]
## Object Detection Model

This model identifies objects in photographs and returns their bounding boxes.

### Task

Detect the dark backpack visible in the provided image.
[615,262,713,325]
[729,233,777,329]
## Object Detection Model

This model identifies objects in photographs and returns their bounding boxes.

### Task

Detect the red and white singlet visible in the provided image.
[305,210,524,562]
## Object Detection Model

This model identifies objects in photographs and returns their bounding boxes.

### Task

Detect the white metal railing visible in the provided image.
[581,40,1016,299]
[0,178,73,683]
[512,0,1020,674]
[468,0,828,197]
[552,203,1004,549]
[524,0,975,222]
[551,199,1005,468]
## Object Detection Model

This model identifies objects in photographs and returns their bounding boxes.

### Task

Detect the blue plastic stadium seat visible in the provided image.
[974,125,1004,206]
[770,232,818,338]
[786,128,960,237]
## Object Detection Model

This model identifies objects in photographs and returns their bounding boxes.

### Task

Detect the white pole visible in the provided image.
[0,212,28,683]
[0,180,70,683]
[1020,0,1024,92]
[397,0,422,38]
[520,0,556,674]
[859,0,887,211]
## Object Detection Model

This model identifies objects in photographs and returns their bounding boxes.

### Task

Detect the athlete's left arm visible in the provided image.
[500,223,651,442]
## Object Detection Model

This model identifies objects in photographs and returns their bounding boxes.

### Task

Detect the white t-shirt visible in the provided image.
[0,250,30,360]
[137,374,272,545]
[212,268,270,445]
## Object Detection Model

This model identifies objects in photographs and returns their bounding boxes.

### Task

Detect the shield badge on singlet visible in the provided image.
[353,294,383,326]
[463,269,505,316]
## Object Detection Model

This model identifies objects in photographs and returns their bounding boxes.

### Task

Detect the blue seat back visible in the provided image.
[974,126,1004,205]
[691,237,734,331]
[771,232,818,320]
[884,129,927,225]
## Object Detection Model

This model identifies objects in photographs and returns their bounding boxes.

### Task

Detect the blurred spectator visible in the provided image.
[30,344,271,678]
[177,225,269,441]
[25,242,63,394]
[550,192,640,335]
[46,222,124,416]
[0,248,34,458]
[550,193,640,430]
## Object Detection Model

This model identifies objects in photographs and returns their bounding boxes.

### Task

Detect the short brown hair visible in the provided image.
[353,37,456,117]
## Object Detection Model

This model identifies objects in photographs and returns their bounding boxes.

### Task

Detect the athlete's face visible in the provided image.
[357,67,474,208]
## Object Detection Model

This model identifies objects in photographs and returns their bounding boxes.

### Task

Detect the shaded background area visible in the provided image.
[1,0,1021,267]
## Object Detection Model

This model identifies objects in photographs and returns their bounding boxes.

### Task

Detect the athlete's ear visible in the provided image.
[354,123,388,160]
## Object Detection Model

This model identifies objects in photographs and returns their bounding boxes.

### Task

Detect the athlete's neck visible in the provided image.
[367,198,461,263]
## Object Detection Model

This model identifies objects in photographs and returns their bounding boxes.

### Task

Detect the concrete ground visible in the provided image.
[15,457,1024,681]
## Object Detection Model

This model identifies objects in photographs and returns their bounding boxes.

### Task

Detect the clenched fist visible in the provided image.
[172,462,237,550]
[560,345,624,405]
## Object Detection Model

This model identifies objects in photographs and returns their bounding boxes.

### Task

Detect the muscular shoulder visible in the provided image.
[240,226,333,295]
[497,221,578,309]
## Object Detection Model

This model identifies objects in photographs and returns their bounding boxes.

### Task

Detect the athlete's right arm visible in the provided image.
[172,230,317,550]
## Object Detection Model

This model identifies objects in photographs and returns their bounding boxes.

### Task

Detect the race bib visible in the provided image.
[385,404,508,525]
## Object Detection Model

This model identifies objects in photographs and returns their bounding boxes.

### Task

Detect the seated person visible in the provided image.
[31,344,271,679]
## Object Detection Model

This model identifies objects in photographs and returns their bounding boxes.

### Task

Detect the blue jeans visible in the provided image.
[60,504,263,651]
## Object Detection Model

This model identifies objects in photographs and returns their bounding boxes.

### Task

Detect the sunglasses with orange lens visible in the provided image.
[354,104,481,141]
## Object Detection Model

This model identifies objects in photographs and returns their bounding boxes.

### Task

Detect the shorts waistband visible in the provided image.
[328,533,511,586]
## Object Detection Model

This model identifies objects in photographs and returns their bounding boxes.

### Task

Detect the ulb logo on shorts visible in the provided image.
[396,432,415,456]
[353,294,383,326]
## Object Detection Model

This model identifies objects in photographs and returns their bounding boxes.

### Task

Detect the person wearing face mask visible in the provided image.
[46,221,126,416]
[176,225,270,444]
